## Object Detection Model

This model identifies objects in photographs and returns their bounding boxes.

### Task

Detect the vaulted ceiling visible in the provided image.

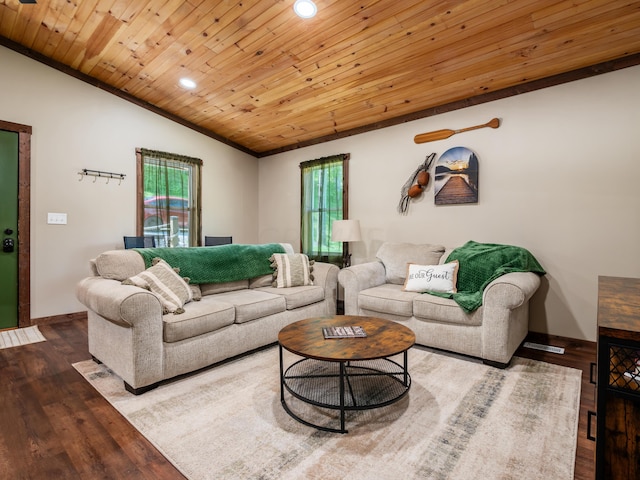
[1,0,639,157]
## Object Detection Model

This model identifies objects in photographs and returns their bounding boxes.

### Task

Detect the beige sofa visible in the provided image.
[338,242,542,367]
[76,243,338,394]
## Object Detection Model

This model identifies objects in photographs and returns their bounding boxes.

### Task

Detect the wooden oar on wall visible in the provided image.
[414,118,500,144]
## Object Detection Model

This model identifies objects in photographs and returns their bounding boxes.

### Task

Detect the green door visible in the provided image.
[0,130,19,329]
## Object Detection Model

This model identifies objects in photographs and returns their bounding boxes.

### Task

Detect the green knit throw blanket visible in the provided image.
[134,243,286,284]
[430,240,546,312]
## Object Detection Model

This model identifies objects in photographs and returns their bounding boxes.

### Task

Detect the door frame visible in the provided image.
[0,120,31,328]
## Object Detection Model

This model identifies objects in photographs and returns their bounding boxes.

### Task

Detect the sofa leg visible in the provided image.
[91,355,102,364]
[124,381,159,395]
[483,359,510,369]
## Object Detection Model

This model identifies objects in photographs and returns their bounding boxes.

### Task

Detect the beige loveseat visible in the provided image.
[338,242,543,367]
[76,243,338,394]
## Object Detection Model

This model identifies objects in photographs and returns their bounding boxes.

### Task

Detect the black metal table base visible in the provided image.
[279,345,411,433]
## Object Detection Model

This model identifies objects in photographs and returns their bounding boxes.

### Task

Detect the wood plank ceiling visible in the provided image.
[1,0,639,157]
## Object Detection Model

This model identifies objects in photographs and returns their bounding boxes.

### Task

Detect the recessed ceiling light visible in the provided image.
[179,78,197,89]
[293,0,317,19]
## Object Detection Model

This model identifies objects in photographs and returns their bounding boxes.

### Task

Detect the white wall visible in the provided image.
[0,46,259,319]
[259,66,640,342]
[3,43,639,340]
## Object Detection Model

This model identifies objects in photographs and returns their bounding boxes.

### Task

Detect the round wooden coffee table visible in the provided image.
[278,315,415,433]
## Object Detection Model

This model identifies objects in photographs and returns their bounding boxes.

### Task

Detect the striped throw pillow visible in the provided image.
[123,258,193,314]
[270,253,314,288]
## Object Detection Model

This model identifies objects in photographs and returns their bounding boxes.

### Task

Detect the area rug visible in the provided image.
[0,325,46,349]
[73,346,581,480]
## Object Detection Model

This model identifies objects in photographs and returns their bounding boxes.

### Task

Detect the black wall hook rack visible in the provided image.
[79,169,126,184]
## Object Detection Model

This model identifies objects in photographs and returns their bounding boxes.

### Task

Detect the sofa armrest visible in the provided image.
[338,261,387,315]
[77,276,166,390]
[483,272,541,310]
[480,272,542,365]
[76,276,163,327]
[311,262,340,315]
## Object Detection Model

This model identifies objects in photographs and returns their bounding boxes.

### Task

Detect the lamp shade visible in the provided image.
[331,220,362,242]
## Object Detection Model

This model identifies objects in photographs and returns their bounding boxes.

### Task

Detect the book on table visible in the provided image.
[322,325,367,339]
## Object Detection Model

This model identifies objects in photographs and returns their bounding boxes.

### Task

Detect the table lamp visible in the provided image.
[331,219,362,268]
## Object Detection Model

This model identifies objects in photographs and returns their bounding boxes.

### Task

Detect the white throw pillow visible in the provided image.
[402,261,459,293]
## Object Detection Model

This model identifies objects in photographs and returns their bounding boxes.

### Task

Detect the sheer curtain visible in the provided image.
[300,154,348,265]
[137,148,202,247]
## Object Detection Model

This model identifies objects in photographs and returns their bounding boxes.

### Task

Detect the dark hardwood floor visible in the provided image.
[0,320,595,479]
[0,320,185,479]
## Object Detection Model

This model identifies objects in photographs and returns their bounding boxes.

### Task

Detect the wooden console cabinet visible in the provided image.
[595,276,640,480]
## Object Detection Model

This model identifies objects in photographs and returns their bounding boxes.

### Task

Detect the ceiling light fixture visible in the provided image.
[179,78,197,89]
[293,0,317,19]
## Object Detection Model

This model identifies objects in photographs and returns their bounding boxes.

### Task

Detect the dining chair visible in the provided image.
[123,236,156,249]
[204,236,232,246]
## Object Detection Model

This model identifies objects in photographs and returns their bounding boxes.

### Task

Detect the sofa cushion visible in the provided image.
[123,258,193,314]
[200,279,248,296]
[358,284,419,317]
[413,294,483,326]
[376,242,445,285]
[249,274,273,289]
[163,297,235,343]
[213,289,286,324]
[95,250,146,280]
[270,253,314,288]
[257,285,325,310]
[403,261,459,293]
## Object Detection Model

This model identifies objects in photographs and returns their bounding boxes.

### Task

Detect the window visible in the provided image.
[136,148,202,247]
[300,153,349,265]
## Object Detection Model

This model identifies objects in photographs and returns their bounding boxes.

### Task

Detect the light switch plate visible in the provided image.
[47,212,67,225]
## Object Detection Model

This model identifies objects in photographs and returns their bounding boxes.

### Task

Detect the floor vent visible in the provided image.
[523,342,565,354]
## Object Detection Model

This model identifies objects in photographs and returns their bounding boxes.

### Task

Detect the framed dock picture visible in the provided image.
[434,146,479,205]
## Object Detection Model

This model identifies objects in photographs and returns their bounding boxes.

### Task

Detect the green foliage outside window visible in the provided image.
[143,162,190,199]
[300,154,348,265]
